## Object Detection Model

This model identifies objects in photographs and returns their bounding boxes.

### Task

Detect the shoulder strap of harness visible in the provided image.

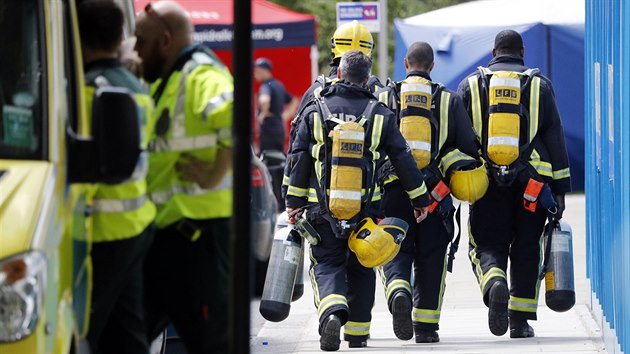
[367,75,383,93]
[311,97,338,232]
[360,98,385,124]
[388,80,402,116]
[427,83,448,167]
[314,74,333,99]
[513,68,541,159]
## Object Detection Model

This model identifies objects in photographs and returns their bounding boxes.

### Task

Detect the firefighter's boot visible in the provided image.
[488,281,509,336]
[510,318,535,338]
[391,291,413,340]
[320,314,342,351]
[415,329,439,343]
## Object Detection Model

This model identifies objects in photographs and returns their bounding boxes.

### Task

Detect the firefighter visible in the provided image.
[134,1,234,352]
[456,30,571,338]
[285,50,431,351]
[281,21,386,347]
[283,20,383,200]
[78,1,155,353]
[375,41,486,343]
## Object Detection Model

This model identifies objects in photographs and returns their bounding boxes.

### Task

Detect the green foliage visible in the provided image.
[268,0,471,76]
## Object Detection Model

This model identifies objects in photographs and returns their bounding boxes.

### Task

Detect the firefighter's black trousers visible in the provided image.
[381,181,454,331]
[144,218,230,354]
[469,179,547,321]
[309,219,376,343]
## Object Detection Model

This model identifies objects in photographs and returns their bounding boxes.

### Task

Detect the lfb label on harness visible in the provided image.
[341,142,363,154]
[405,95,429,107]
[495,89,518,99]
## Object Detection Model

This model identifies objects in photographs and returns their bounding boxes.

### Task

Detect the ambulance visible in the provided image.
[0,0,139,352]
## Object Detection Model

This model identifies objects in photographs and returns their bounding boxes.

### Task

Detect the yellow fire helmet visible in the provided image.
[449,160,490,203]
[331,20,374,59]
[348,217,409,268]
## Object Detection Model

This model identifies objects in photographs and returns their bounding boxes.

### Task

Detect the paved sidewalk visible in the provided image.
[251,194,607,353]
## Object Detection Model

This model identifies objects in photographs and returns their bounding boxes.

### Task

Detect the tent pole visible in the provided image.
[230,0,252,353]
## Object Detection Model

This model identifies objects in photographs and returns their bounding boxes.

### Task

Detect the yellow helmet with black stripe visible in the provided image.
[331,20,374,59]
[348,217,408,268]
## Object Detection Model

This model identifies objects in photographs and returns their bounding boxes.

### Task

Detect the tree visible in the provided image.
[268,0,471,76]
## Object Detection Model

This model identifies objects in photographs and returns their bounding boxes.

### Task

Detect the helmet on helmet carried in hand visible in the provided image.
[449,160,489,203]
[348,217,408,268]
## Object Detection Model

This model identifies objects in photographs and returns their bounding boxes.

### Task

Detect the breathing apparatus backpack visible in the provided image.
[398,76,434,169]
[476,67,540,185]
[313,95,383,235]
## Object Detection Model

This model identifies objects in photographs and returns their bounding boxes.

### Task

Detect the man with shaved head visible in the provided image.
[375,41,481,343]
[457,29,571,339]
[135,1,233,352]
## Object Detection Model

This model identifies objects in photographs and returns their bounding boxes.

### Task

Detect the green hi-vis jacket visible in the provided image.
[84,58,156,242]
[146,45,233,228]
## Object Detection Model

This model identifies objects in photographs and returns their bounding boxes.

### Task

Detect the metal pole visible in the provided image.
[231,0,252,352]
[378,0,388,82]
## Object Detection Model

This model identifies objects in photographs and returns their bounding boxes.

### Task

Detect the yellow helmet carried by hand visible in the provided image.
[331,20,374,59]
[449,160,489,203]
[348,217,409,268]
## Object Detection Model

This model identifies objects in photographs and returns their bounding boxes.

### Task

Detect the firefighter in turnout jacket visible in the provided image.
[283,20,383,201]
[281,21,385,348]
[285,51,431,351]
[456,30,571,339]
[375,42,486,343]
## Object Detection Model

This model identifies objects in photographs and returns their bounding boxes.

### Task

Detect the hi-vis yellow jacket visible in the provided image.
[84,58,156,242]
[147,45,233,228]
[285,81,431,214]
[457,55,572,195]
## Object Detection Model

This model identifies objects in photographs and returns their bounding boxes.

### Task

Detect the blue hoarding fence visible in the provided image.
[585,0,629,353]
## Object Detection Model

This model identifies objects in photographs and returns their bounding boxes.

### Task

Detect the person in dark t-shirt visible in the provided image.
[254,57,298,152]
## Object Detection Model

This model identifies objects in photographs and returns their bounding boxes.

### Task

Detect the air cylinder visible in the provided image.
[543,219,576,312]
[259,226,303,322]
